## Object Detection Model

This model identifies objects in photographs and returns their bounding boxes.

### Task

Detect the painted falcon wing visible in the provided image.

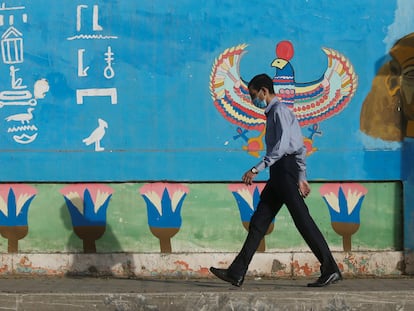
[293,48,358,127]
[210,44,266,132]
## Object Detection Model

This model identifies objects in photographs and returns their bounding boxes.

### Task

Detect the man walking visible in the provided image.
[210,74,342,287]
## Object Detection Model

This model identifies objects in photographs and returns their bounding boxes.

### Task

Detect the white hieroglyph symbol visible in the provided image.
[67,5,118,41]
[0,89,33,107]
[0,3,27,27]
[77,46,115,79]
[5,107,34,123]
[33,79,49,99]
[0,78,49,108]
[78,49,89,77]
[104,46,115,79]
[77,4,102,32]
[10,65,26,89]
[3,79,49,144]
[83,118,108,152]
[1,26,23,64]
[5,106,38,144]
[0,3,27,63]
[76,88,117,105]
[12,132,37,144]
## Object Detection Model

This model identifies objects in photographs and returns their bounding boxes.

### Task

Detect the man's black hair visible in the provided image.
[248,74,275,94]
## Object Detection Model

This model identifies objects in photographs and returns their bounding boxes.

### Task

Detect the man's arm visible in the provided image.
[299,180,311,198]
[296,143,310,197]
[295,145,307,182]
[242,168,258,185]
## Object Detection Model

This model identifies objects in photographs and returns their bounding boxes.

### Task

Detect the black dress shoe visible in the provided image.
[307,272,342,287]
[209,267,244,287]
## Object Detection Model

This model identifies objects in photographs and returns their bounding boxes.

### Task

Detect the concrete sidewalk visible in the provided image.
[0,276,413,310]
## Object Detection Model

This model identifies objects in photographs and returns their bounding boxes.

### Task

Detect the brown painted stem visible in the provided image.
[159,237,172,253]
[83,239,97,253]
[331,222,360,252]
[149,227,179,253]
[342,235,352,252]
[8,238,18,253]
[73,226,106,254]
[0,226,28,253]
[257,239,266,252]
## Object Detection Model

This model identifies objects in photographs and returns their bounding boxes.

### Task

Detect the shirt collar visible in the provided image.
[264,96,280,114]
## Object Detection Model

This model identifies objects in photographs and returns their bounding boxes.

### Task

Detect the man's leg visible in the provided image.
[228,183,283,277]
[281,178,339,276]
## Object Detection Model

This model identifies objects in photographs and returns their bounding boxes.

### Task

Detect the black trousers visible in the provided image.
[229,155,339,277]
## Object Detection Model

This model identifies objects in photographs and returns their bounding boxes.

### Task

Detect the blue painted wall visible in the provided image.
[0,0,411,182]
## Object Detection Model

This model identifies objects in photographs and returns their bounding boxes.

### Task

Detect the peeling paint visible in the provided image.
[271,259,286,273]
[14,256,62,276]
[291,260,315,276]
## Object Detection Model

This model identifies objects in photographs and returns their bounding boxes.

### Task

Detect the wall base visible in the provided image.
[404,251,414,275]
[0,251,404,278]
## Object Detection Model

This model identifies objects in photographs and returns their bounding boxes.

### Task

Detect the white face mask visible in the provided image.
[252,89,267,108]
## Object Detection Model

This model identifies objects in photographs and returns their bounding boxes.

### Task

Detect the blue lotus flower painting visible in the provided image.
[320,183,367,224]
[139,182,189,253]
[228,183,267,222]
[0,184,37,252]
[319,183,368,251]
[60,184,113,227]
[0,184,37,226]
[60,184,114,253]
[228,183,273,252]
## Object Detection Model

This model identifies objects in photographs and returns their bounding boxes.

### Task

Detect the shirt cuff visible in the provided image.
[255,161,266,172]
[299,171,307,181]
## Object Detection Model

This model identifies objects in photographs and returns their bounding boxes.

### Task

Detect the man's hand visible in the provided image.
[299,180,311,198]
[242,170,257,185]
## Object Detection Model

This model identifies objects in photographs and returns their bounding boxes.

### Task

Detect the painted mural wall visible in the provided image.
[0,182,402,254]
[0,1,411,259]
[0,0,410,182]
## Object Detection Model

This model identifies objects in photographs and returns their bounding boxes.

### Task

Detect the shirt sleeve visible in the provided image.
[295,145,307,181]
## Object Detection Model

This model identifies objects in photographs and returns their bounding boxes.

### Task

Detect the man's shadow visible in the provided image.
[60,203,136,278]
